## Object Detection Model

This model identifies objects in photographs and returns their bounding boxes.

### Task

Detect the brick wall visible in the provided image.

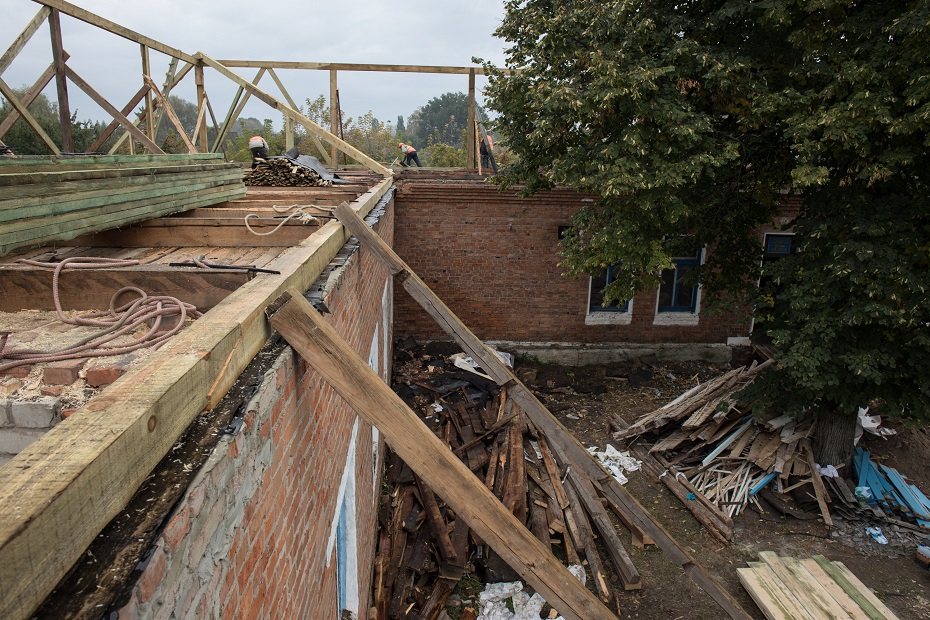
[118,202,394,619]
[392,175,750,350]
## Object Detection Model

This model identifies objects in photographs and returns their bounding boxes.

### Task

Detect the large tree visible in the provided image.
[483,0,930,464]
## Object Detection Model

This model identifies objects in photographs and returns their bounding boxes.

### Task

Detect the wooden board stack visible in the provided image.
[738,552,900,620]
[375,347,641,619]
[0,154,245,256]
[244,158,334,187]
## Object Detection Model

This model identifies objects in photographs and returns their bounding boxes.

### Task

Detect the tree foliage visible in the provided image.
[0,89,107,154]
[483,0,930,429]
[406,92,470,149]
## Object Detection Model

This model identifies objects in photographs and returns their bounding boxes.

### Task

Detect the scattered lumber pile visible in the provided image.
[738,551,900,620]
[245,157,333,187]
[0,154,245,256]
[852,449,930,528]
[614,363,930,536]
[374,347,642,619]
[612,360,837,530]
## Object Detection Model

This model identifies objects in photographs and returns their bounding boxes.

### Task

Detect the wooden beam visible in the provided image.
[30,0,197,64]
[215,60,497,75]
[332,203,754,620]
[84,83,150,154]
[199,53,391,176]
[267,290,617,620]
[0,76,60,154]
[143,75,195,153]
[267,68,330,163]
[140,45,155,145]
[65,66,164,154]
[0,176,392,620]
[211,68,264,154]
[195,64,208,152]
[0,5,50,75]
[330,69,338,166]
[0,265,248,312]
[467,69,476,169]
[0,56,63,140]
[48,9,73,153]
[109,60,190,155]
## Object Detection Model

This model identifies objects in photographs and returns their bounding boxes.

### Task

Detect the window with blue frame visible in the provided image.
[589,264,629,312]
[657,253,700,313]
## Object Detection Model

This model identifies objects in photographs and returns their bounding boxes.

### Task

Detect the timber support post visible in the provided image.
[48,8,72,153]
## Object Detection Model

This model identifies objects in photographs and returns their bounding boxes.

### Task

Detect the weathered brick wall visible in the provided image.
[118,203,394,619]
[392,175,749,346]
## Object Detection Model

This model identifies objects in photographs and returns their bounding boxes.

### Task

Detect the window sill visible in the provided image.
[652,312,699,326]
[585,312,633,326]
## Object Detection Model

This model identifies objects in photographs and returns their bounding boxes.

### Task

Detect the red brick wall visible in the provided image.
[118,201,394,619]
[392,175,748,344]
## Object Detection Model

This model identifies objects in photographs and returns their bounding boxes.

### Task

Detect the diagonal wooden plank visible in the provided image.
[0,55,64,140]
[30,0,196,64]
[267,67,331,163]
[84,83,150,153]
[267,289,617,620]
[64,66,164,154]
[0,75,60,154]
[143,75,195,153]
[0,5,50,75]
[333,202,753,620]
[198,53,391,176]
[211,68,264,153]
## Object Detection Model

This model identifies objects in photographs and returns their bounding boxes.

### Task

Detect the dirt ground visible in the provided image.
[513,358,930,620]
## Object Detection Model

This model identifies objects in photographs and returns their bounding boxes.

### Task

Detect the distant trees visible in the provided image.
[0,89,107,154]
[405,92,468,150]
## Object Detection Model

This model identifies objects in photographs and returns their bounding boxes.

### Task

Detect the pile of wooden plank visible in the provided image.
[374,348,642,619]
[244,158,333,187]
[612,360,836,528]
[853,449,930,528]
[738,552,900,620]
[0,154,245,256]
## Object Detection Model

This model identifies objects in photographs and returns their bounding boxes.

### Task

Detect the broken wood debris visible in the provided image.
[374,345,641,618]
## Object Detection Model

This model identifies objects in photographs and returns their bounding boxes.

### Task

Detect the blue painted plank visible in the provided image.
[881,465,930,520]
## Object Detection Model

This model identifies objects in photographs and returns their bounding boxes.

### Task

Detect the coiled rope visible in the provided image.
[244,203,337,236]
[0,257,202,373]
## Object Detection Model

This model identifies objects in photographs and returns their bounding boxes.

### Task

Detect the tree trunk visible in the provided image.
[813,410,858,468]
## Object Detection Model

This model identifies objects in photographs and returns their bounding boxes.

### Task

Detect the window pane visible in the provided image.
[658,268,675,307]
[675,264,696,308]
[590,268,608,310]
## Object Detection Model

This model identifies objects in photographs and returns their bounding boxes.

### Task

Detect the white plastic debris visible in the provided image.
[476,565,586,620]
[815,464,839,478]
[866,526,888,545]
[587,444,641,485]
[449,350,514,381]
[432,403,444,413]
[855,406,897,444]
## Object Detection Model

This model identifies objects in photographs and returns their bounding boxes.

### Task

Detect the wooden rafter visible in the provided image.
[65,66,164,154]
[0,55,65,140]
[198,53,391,176]
[143,75,195,153]
[0,176,393,620]
[267,67,330,163]
[211,68,264,154]
[84,83,150,154]
[108,60,191,155]
[0,5,50,75]
[48,9,73,153]
[0,76,60,155]
[215,60,495,74]
[268,290,617,620]
[31,0,196,64]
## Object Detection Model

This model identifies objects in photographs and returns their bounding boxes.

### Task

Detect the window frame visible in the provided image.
[585,263,633,325]
[652,249,704,325]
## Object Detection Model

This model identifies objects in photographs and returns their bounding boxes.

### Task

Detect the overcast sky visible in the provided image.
[1,0,508,132]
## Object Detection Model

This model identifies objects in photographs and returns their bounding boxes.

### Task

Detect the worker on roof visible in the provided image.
[398,142,423,168]
[480,134,494,169]
[248,135,269,169]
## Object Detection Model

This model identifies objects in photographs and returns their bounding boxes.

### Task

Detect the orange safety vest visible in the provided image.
[400,143,416,153]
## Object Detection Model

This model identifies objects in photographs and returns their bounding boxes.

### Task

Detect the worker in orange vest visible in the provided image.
[248,135,269,169]
[398,142,423,167]
[480,134,494,169]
